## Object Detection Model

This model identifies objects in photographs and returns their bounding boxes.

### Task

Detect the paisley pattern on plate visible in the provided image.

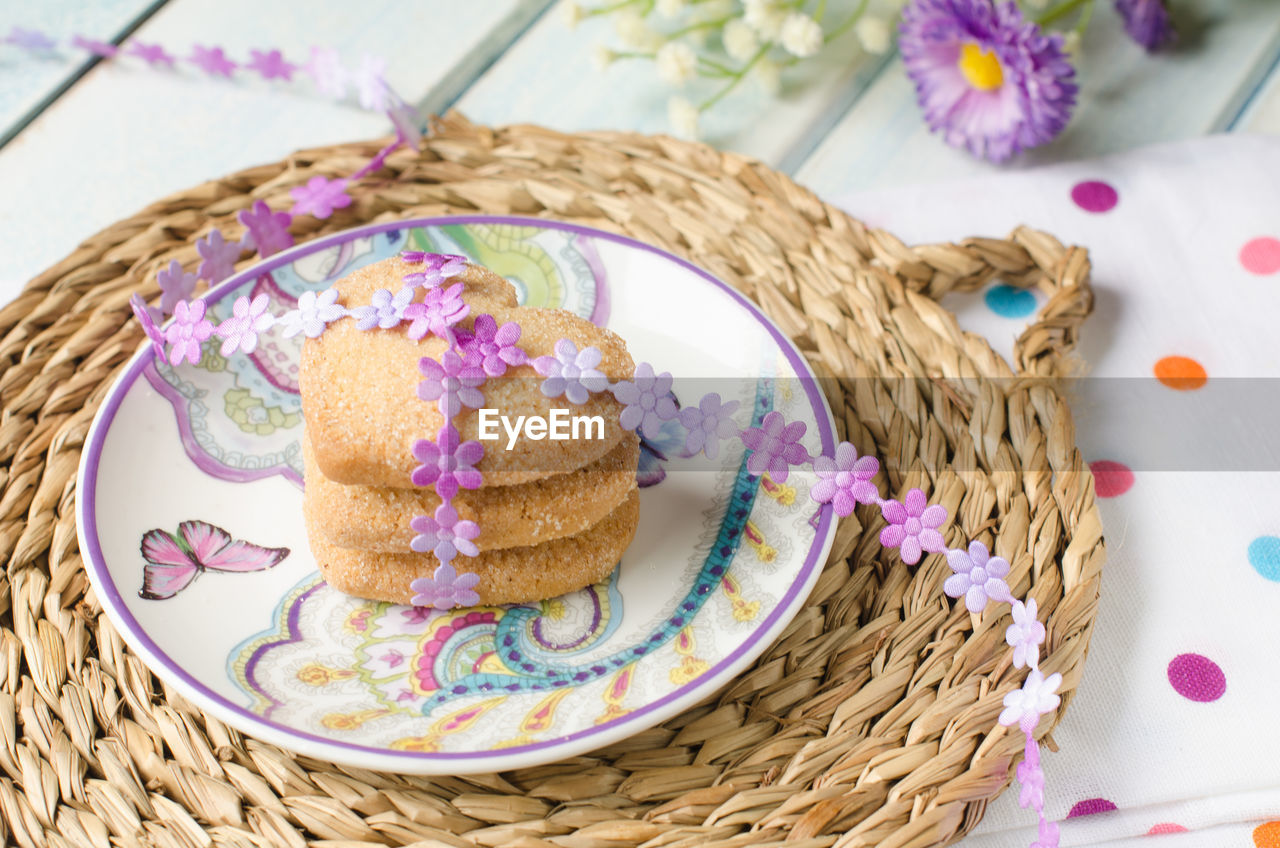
[77,216,836,773]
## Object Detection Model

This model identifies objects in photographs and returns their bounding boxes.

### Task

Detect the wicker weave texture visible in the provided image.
[0,113,1103,848]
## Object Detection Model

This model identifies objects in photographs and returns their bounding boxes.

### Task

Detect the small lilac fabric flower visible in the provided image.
[409,562,481,610]
[278,289,345,339]
[410,503,480,565]
[1115,0,1175,51]
[457,314,528,376]
[7,27,56,51]
[740,411,810,483]
[1007,598,1046,670]
[899,0,1077,162]
[532,339,609,405]
[405,282,469,342]
[945,539,1015,613]
[879,488,948,564]
[677,393,740,460]
[351,286,414,330]
[215,293,275,356]
[1017,733,1045,810]
[613,363,677,439]
[289,175,352,220]
[247,48,297,81]
[156,259,198,316]
[72,35,118,58]
[412,425,484,499]
[237,200,294,258]
[127,41,175,68]
[163,300,214,366]
[129,294,167,360]
[418,351,486,416]
[811,441,880,517]
[189,44,237,77]
[999,669,1062,733]
[401,252,468,287]
[195,230,241,284]
[305,46,348,97]
[352,54,389,110]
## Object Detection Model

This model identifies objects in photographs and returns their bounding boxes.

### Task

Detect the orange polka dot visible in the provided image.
[1154,356,1207,391]
[1255,821,1280,848]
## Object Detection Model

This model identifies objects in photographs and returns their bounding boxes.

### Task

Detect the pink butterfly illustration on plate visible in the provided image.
[139,520,290,600]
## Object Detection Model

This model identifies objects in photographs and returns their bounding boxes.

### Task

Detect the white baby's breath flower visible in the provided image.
[656,41,698,86]
[616,10,664,50]
[561,0,586,29]
[754,57,781,95]
[780,12,823,57]
[592,44,617,71]
[657,0,686,19]
[723,19,759,62]
[855,16,891,54]
[668,96,700,139]
[744,0,786,39]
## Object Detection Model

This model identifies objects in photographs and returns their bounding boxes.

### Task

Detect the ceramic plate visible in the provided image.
[77,216,837,773]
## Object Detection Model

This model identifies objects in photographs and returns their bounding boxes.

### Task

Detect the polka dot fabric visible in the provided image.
[835,136,1280,848]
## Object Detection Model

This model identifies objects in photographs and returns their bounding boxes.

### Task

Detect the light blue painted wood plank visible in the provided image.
[456,4,892,168]
[1232,41,1280,132]
[0,0,164,144]
[0,0,536,299]
[795,0,1280,195]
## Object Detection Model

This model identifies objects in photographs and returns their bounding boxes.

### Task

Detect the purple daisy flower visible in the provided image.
[163,300,214,366]
[195,230,241,284]
[278,289,345,338]
[410,503,480,565]
[739,411,810,483]
[351,286,414,330]
[677,393,740,460]
[401,252,468,287]
[216,293,275,355]
[129,294,167,360]
[532,339,609,405]
[237,200,294,258]
[418,351,486,417]
[156,259,198,316]
[613,363,678,439]
[879,488,948,564]
[944,539,1015,613]
[404,282,469,341]
[456,314,528,377]
[289,175,352,220]
[899,0,1077,162]
[411,425,484,498]
[811,441,880,517]
[1115,0,1175,51]
[409,563,481,610]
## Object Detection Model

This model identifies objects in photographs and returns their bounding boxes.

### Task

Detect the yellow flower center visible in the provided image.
[959,43,1004,91]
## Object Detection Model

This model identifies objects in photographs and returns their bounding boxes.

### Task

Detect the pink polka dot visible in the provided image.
[1148,823,1187,835]
[1167,653,1226,702]
[1090,460,1134,498]
[1240,237,1280,275]
[1072,181,1118,213]
[1068,798,1118,818]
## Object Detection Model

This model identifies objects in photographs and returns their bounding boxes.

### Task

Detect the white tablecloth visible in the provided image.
[834,135,1280,847]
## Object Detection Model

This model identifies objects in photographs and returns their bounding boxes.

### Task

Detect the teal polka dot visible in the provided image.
[1249,536,1280,582]
[984,284,1037,318]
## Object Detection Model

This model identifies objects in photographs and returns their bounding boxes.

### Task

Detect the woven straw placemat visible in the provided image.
[0,113,1103,848]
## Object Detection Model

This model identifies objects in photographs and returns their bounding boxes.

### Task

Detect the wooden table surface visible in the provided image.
[4,0,1280,303]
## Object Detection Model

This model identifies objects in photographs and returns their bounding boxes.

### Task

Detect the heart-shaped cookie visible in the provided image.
[300,258,633,488]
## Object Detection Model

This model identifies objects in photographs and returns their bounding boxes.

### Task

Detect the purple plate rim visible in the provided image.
[76,215,837,771]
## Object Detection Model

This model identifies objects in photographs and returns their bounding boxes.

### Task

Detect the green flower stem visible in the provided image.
[669,16,731,39]
[584,0,644,18]
[823,0,869,44]
[1034,0,1092,27]
[1072,0,1097,34]
[699,44,770,111]
[697,55,739,76]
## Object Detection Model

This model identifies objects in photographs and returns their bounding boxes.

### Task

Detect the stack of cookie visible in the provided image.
[299,257,640,606]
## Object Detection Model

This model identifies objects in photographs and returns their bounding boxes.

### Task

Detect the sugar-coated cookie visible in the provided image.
[303,432,639,552]
[300,257,633,488]
[307,489,640,606]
